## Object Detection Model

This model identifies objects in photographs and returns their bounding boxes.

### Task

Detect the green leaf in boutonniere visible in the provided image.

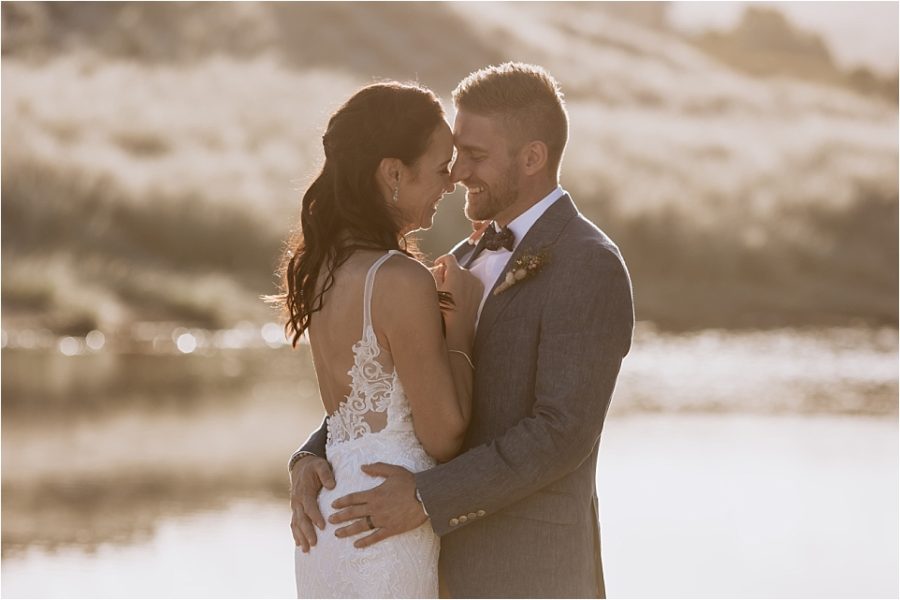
[493,248,550,296]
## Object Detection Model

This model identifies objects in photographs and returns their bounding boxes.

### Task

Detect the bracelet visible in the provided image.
[415,487,430,518]
[448,349,475,370]
[288,450,319,473]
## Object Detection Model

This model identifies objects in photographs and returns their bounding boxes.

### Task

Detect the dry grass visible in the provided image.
[2,4,896,331]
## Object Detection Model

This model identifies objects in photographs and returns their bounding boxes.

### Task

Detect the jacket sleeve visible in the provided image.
[294,417,328,458]
[414,245,634,535]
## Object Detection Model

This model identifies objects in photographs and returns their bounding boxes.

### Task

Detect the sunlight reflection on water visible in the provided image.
[1,321,296,356]
[615,325,897,414]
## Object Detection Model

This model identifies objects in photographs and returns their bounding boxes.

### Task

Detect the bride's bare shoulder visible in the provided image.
[374,254,439,311]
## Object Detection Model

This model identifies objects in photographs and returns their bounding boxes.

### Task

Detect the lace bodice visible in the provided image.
[325,250,414,447]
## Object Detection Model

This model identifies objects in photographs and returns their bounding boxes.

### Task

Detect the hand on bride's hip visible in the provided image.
[290,455,335,553]
[328,462,428,549]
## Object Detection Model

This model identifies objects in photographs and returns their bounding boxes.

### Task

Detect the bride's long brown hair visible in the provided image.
[272,82,446,347]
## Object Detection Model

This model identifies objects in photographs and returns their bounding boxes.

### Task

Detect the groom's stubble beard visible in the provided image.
[463,162,520,222]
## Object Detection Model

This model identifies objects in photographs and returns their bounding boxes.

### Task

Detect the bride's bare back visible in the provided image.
[308,250,395,422]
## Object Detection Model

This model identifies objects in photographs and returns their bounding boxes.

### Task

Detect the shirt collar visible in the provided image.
[504,186,566,251]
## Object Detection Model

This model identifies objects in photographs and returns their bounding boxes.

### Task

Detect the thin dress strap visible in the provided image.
[362,250,402,334]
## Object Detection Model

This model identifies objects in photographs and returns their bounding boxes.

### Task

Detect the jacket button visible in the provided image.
[459,515,468,523]
[449,518,459,527]
[476,510,486,517]
[467,512,477,519]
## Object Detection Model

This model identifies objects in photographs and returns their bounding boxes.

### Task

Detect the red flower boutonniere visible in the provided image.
[493,248,550,296]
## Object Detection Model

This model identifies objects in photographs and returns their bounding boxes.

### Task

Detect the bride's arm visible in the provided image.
[377,256,481,463]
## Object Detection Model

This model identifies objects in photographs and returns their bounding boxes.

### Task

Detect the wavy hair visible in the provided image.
[272,82,446,347]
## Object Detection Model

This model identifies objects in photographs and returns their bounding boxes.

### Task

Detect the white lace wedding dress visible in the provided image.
[294,250,439,598]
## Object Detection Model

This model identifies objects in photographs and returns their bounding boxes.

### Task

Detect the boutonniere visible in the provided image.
[493,248,550,296]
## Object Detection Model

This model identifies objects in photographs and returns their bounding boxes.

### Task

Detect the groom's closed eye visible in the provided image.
[457,144,487,159]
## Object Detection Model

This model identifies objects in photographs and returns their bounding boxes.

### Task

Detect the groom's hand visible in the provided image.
[290,455,336,552]
[329,462,427,548]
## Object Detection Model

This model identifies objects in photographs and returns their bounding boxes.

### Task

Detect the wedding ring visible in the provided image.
[365,515,375,530]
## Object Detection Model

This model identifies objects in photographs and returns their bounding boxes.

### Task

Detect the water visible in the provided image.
[1,503,294,599]
[3,414,896,599]
[598,414,898,598]
[2,327,897,598]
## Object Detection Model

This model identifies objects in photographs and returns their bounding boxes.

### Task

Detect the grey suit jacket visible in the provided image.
[298,194,634,598]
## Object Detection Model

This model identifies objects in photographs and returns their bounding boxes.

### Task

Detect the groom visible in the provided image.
[290,62,633,598]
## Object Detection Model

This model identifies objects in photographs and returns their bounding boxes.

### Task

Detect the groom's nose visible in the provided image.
[450,160,466,184]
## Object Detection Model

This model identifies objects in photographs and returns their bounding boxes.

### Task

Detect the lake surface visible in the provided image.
[2,326,897,598]
[3,414,896,599]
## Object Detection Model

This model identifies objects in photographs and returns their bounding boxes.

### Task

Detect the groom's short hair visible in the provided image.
[453,62,569,176]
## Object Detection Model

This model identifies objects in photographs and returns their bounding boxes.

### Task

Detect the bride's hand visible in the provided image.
[433,254,482,345]
[467,220,490,245]
[290,455,336,552]
[429,262,447,286]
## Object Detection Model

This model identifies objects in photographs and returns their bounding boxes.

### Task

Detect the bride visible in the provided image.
[272,82,483,598]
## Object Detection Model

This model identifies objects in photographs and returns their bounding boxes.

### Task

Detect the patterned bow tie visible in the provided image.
[481,223,515,252]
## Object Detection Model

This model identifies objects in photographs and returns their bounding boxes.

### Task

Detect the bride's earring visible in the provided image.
[392,186,399,203]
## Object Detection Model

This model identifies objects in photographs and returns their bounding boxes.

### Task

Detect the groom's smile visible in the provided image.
[463,183,485,201]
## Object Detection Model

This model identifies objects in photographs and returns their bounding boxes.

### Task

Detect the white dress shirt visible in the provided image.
[469,186,566,325]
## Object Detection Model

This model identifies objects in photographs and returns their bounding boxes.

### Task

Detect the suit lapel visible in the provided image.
[450,237,483,267]
[475,195,578,343]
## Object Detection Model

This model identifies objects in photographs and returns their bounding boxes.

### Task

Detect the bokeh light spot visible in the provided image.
[176,333,197,354]
[85,330,106,351]
[58,337,81,356]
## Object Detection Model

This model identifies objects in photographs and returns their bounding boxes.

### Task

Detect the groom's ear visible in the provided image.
[520,140,548,176]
